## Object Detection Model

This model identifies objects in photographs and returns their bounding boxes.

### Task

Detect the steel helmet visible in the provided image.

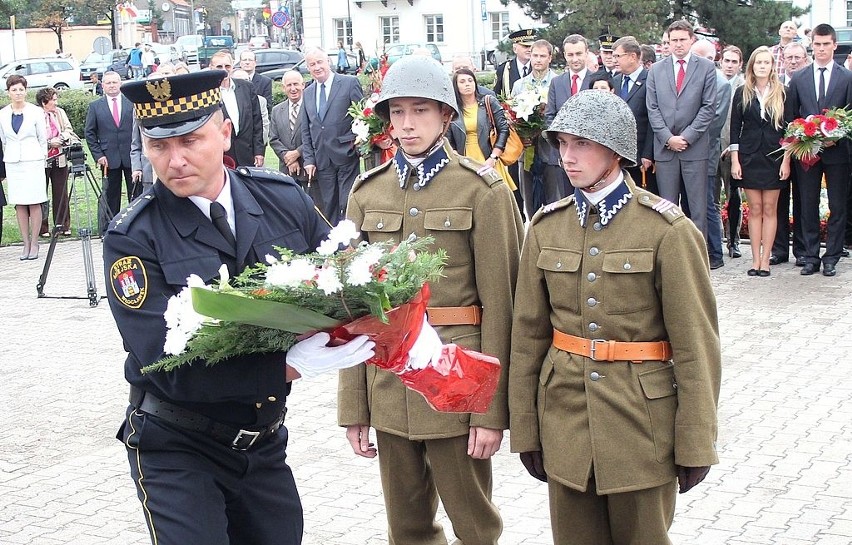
[544,90,637,167]
[373,55,459,122]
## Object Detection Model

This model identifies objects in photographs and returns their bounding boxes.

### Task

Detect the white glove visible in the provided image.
[286,332,375,379]
[406,316,443,371]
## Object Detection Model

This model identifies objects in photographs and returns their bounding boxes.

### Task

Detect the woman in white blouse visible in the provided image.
[0,75,48,260]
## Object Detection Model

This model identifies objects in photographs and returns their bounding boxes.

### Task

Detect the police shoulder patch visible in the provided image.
[236,167,298,186]
[109,256,148,309]
[108,192,156,234]
[352,159,393,191]
[636,190,684,224]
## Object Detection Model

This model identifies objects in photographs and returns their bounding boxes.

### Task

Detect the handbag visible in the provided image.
[484,97,524,166]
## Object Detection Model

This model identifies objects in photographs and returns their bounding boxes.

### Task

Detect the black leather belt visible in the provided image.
[129,386,286,451]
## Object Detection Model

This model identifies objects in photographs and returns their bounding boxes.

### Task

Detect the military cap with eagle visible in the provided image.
[508,29,537,46]
[121,70,228,139]
[598,33,620,52]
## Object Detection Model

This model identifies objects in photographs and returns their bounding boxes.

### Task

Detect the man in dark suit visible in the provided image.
[646,20,718,237]
[239,49,274,116]
[300,46,363,225]
[85,70,136,233]
[543,34,594,204]
[597,33,620,77]
[612,36,656,195]
[494,29,535,97]
[210,51,265,168]
[784,23,852,276]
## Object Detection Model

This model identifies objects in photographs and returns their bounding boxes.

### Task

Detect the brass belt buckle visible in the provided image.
[232,429,261,450]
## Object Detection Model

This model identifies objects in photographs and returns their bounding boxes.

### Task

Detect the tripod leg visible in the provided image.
[79,227,101,307]
[36,225,63,297]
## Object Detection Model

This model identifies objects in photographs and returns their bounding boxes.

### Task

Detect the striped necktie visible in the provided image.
[290,102,299,133]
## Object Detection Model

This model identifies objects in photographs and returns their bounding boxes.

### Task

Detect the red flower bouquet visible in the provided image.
[776,108,852,169]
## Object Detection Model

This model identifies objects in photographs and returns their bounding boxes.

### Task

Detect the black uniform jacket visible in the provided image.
[103,167,329,426]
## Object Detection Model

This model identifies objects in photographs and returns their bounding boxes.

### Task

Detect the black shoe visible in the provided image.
[823,263,837,276]
[728,244,742,258]
[758,269,771,277]
[794,257,807,267]
[747,268,759,276]
[769,255,788,265]
[800,263,819,275]
[709,258,725,270]
[841,248,850,258]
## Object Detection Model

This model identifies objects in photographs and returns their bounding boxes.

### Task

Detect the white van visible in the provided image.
[175,34,204,65]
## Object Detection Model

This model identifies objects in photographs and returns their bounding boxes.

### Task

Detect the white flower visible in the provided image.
[162,282,212,355]
[265,254,277,265]
[316,219,360,255]
[218,264,230,287]
[266,258,317,288]
[315,265,343,295]
[351,118,370,144]
[346,246,385,286]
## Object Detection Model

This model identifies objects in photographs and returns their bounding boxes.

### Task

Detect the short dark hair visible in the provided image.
[36,87,58,106]
[722,45,743,63]
[667,20,695,37]
[589,72,614,91]
[563,34,588,50]
[6,74,27,90]
[640,45,657,66]
[812,23,836,42]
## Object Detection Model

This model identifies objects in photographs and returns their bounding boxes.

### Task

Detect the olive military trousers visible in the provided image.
[376,430,502,545]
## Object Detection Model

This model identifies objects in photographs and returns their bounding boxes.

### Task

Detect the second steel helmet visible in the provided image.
[543,90,638,167]
[373,55,460,122]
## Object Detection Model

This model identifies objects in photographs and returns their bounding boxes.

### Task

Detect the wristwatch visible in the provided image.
[489,153,498,160]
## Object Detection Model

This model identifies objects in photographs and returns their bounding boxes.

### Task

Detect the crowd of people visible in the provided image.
[0,16,849,545]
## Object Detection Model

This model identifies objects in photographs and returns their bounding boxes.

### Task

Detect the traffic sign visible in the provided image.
[271,11,289,28]
[93,36,111,55]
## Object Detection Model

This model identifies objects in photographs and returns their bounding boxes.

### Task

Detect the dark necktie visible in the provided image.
[318,82,327,120]
[818,67,826,108]
[209,201,236,253]
[523,64,530,77]
[620,76,630,99]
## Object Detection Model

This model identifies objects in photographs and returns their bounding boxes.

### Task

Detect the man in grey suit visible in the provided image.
[543,34,594,205]
[646,20,718,237]
[300,47,364,225]
[85,71,136,233]
[270,71,308,187]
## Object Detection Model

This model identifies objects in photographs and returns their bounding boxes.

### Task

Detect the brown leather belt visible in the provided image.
[427,305,482,326]
[552,329,672,362]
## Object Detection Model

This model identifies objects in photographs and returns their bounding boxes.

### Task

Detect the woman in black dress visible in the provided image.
[730,46,790,276]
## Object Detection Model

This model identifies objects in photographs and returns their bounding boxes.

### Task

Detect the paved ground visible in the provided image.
[0,237,850,545]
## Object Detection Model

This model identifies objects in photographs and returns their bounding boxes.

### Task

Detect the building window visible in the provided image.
[848,0,852,26]
[334,18,353,46]
[380,16,400,45]
[490,12,509,41]
[425,15,444,43]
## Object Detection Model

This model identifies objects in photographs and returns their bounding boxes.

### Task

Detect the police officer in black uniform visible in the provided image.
[104,70,375,545]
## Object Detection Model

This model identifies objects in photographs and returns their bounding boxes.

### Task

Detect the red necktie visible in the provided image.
[571,74,579,96]
[111,97,120,126]
[676,59,686,94]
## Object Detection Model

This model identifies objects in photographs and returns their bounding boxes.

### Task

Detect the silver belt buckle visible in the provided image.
[231,429,261,450]
[589,339,608,361]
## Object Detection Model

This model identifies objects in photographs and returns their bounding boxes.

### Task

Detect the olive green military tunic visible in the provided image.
[509,174,721,495]
[338,141,524,437]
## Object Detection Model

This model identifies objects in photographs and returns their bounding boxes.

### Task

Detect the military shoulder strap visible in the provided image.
[352,158,394,192]
[635,189,685,224]
[108,191,156,234]
[530,195,575,225]
[235,166,299,187]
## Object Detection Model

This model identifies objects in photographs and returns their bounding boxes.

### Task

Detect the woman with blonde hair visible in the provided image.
[730,45,790,276]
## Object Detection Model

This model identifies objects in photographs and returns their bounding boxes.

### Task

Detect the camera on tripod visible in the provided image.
[66,142,87,174]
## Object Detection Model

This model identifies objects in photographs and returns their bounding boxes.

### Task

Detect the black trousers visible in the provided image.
[315,159,360,225]
[99,166,137,234]
[120,407,303,545]
[795,161,849,266]
[772,172,804,261]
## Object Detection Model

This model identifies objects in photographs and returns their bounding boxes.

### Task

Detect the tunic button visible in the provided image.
[587,297,597,307]
[589,322,599,332]
[587,272,597,282]
[444,217,451,228]
[409,207,419,217]
[590,372,601,381]
[589,247,599,256]
[556,261,562,269]
[377,221,384,229]
[267,396,277,402]
[641,195,650,202]
[593,222,602,231]
[623,263,632,270]
[413,184,421,191]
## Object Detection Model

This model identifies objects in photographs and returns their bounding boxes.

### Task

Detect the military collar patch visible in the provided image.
[574,182,633,228]
[393,146,451,189]
[110,256,148,309]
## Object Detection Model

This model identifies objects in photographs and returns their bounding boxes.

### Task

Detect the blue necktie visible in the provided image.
[318,82,327,120]
[620,76,630,99]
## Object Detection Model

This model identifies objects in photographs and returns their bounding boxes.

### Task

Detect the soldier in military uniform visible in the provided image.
[338,56,524,545]
[597,34,620,77]
[509,91,721,544]
[104,70,375,545]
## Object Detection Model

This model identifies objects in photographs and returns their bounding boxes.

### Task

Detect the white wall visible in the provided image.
[791,0,849,31]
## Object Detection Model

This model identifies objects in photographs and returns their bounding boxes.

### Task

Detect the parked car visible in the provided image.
[198,35,236,68]
[249,36,270,49]
[384,43,442,65]
[290,52,358,76]
[174,34,203,65]
[79,49,130,80]
[834,27,852,65]
[253,49,304,73]
[0,57,84,90]
[150,43,181,66]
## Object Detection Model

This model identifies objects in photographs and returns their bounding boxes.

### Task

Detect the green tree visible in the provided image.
[30,0,84,52]
[75,0,120,48]
[202,0,234,36]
